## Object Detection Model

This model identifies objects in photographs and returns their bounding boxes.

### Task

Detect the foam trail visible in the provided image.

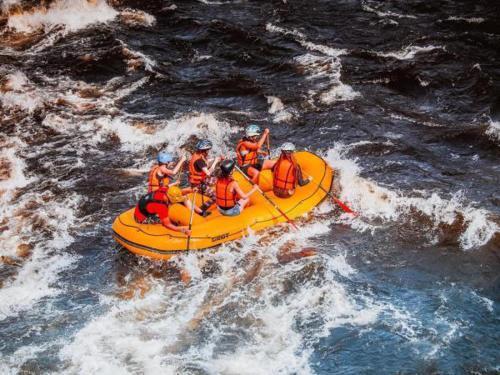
[446,16,485,24]
[324,143,499,250]
[266,23,346,57]
[377,45,445,60]
[361,1,417,19]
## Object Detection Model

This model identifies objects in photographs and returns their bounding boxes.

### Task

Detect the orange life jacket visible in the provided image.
[216,177,238,209]
[236,139,258,166]
[189,152,207,185]
[148,165,170,193]
[273,154,297,191]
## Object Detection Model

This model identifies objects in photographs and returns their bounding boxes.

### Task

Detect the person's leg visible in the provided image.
[238,197,250,210]
[246,166,260,184]
[184,199,203,215]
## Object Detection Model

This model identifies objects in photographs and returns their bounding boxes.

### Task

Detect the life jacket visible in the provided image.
[273,154,297,191]
[236,139,258,166]
[147,165,170,193]
[216,177,237,209]
[189,152,207,185]
[135,188,168,222]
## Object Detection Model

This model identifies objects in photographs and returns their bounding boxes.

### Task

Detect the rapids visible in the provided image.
[0,0,498,373]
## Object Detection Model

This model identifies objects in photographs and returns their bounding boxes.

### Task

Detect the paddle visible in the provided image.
[234,165,298,230]
[186,191,197,250]
[289,151,357,216]
[309,177,357,216]
[266,133,271,159]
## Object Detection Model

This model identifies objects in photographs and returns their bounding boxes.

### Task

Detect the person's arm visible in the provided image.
[233,182,258,200]
[207,156,221,175]
[296,165,310,186]
[161,217,191,236]
[256,128,270,149]
[166,154,187,176]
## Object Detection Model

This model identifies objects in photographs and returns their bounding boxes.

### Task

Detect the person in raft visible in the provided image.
[148,151,187,193]
[273,142,311,198]
[134,187,191,235]
[215,159,259,216]
[236,124,276,183]
[188,139,221,210]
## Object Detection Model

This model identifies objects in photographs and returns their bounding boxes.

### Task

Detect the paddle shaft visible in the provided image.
[266,134,271,158]
[186,191,197,250]
[234,165,298,230]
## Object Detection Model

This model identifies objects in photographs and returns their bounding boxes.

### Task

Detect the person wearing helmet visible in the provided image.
[167,186,210,217]
[188,139,221,209]
[134,187,191,235]
[148,151,187,193]
[236,124,276,183]
[273,142,311,198]
[215,159,258,216]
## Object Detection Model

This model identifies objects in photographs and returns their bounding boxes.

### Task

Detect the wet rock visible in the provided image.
[132,121,156,134]
[1,256,20,266]
[0,157,12,181]
[78,54,96,63]
[16,243,33,258]
[78,87,102,98]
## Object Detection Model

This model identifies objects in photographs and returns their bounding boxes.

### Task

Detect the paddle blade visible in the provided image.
[332,196,357,216]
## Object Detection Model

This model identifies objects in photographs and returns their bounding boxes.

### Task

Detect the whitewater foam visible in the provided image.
[6,0,118,33]
[266,96,294,123]
[485,119,500,144]
[59,216,378,374]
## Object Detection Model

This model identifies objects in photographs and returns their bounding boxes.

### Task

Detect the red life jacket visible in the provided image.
[216,177,237,209]
[148,165,170,193]
[273,154,297,191]
[189,152,207,185]
[236,139,258,166]
[134,188,168,222]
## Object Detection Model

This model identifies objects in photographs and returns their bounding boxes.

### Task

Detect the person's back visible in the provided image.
[216,160,258,216]
[235,124,275,184]
[273,143,310,198]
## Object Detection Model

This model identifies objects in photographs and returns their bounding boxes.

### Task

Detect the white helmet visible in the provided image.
[245,124,261,137]
[280,142,296,152]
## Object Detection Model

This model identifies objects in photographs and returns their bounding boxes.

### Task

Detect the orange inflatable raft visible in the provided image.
[112,151,333,260]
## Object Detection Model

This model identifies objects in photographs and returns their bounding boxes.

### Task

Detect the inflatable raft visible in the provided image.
[112,151,333,260]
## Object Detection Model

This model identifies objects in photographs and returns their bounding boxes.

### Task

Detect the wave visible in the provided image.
[266,23,359,105]
[324,143,499,250]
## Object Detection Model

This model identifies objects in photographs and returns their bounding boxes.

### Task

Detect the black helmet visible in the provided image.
[220,159,235,176]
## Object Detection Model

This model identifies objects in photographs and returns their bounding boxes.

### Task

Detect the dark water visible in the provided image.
[0,0,499,373]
